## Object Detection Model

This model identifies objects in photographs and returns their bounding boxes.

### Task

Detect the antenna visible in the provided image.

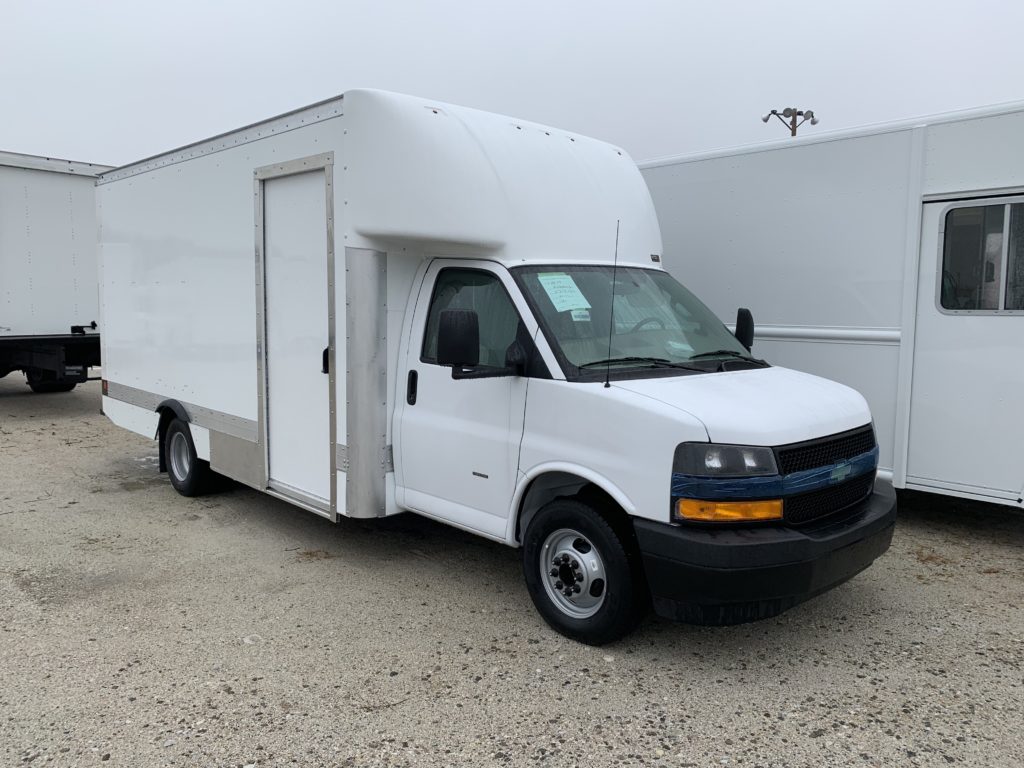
[604,219,621,389]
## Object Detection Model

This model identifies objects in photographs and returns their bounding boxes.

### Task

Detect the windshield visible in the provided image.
[512,265,752,377]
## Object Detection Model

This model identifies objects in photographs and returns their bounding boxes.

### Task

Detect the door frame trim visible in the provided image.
[253,152,337,520]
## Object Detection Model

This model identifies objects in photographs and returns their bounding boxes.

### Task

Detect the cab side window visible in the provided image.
[421,269,521,368]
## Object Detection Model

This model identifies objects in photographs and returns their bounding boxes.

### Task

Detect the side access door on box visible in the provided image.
[906,197,1024,505]
[255,154,338,517]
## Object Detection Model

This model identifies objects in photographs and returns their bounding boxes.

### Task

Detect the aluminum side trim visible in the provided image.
[209,430,264,490]
[749,326,901,345]
[0,150,112,176]
[99,97,344,184]
[344,248,389,518]
[334,443,394,474]
[105,381,258,442]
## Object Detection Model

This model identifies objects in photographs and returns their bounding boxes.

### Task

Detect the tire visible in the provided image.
[164,418,211,497]
[25,369,76,393]
[522,498,648,645]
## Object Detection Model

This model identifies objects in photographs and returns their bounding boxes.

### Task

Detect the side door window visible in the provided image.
[941,201,1024,312]
[421,268,544,374]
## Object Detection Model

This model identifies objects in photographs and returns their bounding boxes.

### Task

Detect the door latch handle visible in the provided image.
[322,347,329,374]
[407,369,418,405]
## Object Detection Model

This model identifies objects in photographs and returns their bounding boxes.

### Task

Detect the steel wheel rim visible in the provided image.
[169,431,191,482]
[539,528,607,619]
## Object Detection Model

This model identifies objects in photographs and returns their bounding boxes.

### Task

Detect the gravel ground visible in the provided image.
[1,377,1022,768]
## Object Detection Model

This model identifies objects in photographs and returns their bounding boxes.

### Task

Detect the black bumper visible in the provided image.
[633,479,897,625]
[0,334,100,379]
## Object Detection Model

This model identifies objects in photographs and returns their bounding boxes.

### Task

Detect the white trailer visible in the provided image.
[0,152,111,391]
[99,90,895,644]
[642,103,1024,509]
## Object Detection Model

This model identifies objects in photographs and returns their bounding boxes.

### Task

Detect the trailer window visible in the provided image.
[421,268,522,368]
[941,205,1004,310]
[1006,204,1024,310]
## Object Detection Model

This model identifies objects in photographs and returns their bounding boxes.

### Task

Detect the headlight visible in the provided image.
[673,443,778,477]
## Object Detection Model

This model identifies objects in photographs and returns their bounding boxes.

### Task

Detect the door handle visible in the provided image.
[407,369,418,405]
[322,347,329,374]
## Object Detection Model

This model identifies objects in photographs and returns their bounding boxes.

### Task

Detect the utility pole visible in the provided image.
[762,107,819,136]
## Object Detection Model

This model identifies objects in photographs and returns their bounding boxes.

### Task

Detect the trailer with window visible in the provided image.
[0,151,110,392]
[98,90,895,644]
[642,102,1024,508]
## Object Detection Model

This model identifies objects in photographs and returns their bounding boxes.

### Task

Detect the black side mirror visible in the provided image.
[734,307,754,351]
[438,309,480,367]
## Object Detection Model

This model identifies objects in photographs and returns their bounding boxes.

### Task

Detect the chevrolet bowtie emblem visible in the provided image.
[830,462,853,484]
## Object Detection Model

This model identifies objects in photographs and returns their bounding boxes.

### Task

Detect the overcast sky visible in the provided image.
[3,0,1022,168]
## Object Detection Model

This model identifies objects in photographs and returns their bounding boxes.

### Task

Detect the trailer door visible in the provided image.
[907,199,1024,504]
[261,168,333,510]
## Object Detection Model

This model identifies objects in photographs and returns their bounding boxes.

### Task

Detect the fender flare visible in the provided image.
[505,461,637,545]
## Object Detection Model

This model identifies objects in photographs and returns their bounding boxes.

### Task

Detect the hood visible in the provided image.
[612,366,871,446]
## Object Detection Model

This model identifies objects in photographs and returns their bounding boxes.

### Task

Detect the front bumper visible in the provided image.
[633,479,897,625]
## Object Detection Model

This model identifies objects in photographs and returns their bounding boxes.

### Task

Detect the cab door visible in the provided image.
[906,198,1024,502]
[396,261,536,539]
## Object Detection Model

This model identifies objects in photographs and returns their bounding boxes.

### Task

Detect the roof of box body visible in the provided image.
[97,95,345,183]
[98,89,663,266]
[0,150,113,177]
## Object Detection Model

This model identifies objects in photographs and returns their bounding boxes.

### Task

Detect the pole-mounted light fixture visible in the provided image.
[761,107,819,137]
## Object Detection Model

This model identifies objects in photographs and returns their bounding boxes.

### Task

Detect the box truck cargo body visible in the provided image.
[641,102,1024,509]
[98,90,895,643]
[0,152,110,391]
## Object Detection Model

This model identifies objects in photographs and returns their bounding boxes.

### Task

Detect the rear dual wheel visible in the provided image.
[25,369,76,393]
[164,418,212,496]
[522,498,648,645]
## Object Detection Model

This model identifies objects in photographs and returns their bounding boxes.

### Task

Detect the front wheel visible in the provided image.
[164,418,212,496]
[522,498,648,645]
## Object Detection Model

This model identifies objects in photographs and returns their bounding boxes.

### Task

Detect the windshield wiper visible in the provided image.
[687,349,768,365]
[578,356,705,372]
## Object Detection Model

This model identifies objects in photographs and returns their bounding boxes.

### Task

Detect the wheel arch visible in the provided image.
[155,399,190,473]
[508,463,636,546]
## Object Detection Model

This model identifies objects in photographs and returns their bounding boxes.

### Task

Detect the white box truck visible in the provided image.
[98,90,895,644]
[1,151,111,391]
[641,102,1024,510]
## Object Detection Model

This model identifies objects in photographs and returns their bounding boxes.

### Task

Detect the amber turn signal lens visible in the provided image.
[675,498,783,522]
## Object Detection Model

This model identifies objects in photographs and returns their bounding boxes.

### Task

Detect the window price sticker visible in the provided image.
[537,273,591,313]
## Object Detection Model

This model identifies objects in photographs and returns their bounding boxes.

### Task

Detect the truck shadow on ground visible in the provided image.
[896,488,1024,546]
[0,376,100,417]
[186,478,908,654]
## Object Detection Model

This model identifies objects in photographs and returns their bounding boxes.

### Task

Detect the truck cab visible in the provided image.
[394,256,896,644]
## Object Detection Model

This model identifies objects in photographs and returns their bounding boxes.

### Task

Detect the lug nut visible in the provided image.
[554,581,563,590]
[571,560,579,569]
[573,584,581,593]
[550,568,559,577]
[564,588,573,597]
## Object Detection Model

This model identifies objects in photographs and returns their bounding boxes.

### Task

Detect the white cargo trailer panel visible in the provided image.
[0,152,109,336]
[0,152,111,390]
[641,102,1024,507]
